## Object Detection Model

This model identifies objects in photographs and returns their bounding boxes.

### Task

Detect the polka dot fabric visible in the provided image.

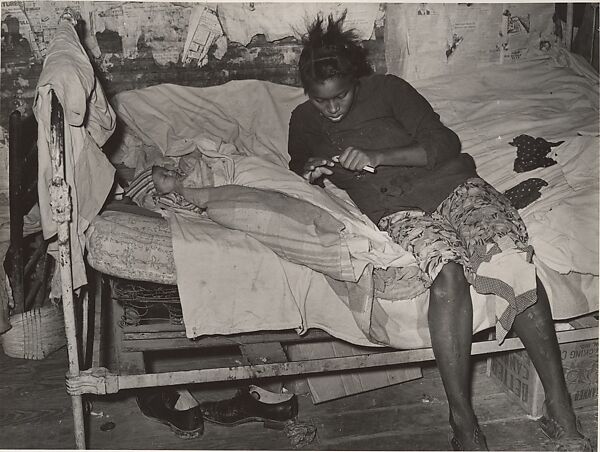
[510,134,563,173]
[503,178,549,210]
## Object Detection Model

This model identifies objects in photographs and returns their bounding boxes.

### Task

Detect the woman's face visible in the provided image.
[307,76,357,123]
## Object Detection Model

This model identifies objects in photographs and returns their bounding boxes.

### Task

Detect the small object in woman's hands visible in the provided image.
[331,155,376,173]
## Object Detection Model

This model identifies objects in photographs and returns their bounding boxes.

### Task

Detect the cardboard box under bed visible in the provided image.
[488,315,599,417]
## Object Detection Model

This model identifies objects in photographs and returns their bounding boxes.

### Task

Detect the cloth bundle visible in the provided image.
[511,135,562,173]
[503,178,549,210]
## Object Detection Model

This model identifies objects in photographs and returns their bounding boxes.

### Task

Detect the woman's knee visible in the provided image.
[430,262,469,302]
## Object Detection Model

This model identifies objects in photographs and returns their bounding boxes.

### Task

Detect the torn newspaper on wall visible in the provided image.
[217,3,380,44]
[385,3,557,82]
[182,5,225,67]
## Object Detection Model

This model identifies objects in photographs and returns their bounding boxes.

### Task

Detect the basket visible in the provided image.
[0,304,66,360]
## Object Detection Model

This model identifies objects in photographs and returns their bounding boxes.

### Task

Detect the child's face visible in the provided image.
[307,76,356,123]
[152,166,183,194]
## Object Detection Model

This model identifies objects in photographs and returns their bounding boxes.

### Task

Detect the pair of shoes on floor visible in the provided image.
[538,402,592,452]
[136,389,204,439]
[199,384,298,430]
[448,417,489,451]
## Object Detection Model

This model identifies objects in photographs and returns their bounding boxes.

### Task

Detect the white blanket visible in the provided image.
[414,54,599,279]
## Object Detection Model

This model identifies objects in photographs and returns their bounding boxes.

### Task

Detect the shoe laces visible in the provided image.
[539,403,592,451]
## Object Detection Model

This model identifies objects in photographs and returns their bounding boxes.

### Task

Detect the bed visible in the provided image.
[8,8,599,449]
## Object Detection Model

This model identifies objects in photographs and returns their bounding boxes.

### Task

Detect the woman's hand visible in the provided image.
[336,146,379,172]
[152,166,184,194]
[302,157,335,184]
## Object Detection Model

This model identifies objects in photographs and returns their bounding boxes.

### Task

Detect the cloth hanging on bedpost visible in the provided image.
[33,20,116,290]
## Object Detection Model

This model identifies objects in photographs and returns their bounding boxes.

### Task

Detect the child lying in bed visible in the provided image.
[283,11,592,452]
[150,161,426,298]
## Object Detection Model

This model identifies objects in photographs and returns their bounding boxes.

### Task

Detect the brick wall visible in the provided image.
[0,2,386,203]
[0,2,386,128]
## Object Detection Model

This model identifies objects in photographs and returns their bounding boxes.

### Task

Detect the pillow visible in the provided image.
[204,185,358,281]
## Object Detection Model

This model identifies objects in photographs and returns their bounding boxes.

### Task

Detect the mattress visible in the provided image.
[86,207,176,285]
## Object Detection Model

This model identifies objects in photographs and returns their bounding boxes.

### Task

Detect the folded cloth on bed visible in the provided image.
[203,185,356,281]
[509,136,599,277]
[34,20,116,289]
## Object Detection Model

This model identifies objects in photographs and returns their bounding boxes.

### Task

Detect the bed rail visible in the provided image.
[67,326,598,396]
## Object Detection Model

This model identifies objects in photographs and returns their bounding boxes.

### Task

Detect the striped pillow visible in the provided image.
[204,185,357,281]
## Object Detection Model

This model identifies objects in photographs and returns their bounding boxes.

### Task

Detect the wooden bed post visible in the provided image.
[49,91,86,449]
[566,3,575,51]
[6,111,25,317]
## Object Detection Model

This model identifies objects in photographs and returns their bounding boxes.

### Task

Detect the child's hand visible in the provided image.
[302,157,335,184]
[336,146,378,172]
[178,156,195,176]
[152,166,183,194]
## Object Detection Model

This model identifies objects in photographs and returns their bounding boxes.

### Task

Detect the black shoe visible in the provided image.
[538,402,592,452]
[199,385,298,429]
[136,389,204,439]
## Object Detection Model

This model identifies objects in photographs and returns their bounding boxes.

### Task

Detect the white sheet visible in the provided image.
[412,53,599,319]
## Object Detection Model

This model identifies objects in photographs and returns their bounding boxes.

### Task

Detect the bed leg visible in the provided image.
[105,288,146,375]
[566,3,574,51]
[71,394,86,449]
[58,218,89,448]
[90,269,104,369]
[239,342,289,392]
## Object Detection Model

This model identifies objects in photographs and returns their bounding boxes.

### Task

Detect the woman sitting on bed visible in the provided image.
[283,12,591,452]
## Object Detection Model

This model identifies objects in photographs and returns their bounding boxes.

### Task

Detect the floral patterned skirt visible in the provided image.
[378,177,537,342]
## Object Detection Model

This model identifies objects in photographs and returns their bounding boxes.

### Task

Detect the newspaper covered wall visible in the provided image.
[385,3,557,82]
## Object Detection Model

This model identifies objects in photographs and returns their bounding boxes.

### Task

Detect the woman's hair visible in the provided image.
[298,11,372,92]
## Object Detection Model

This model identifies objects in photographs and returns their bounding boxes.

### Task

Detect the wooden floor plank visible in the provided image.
[0,346,597,451]
[86,392,296,450]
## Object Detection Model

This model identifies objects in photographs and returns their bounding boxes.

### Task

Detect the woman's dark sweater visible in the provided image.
[288,74,477,223]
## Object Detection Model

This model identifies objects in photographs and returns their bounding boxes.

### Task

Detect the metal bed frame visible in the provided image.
[8,7,596,449]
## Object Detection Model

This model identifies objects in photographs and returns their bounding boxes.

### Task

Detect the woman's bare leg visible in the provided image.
[428,262,487,449]
[512,278,583,437]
